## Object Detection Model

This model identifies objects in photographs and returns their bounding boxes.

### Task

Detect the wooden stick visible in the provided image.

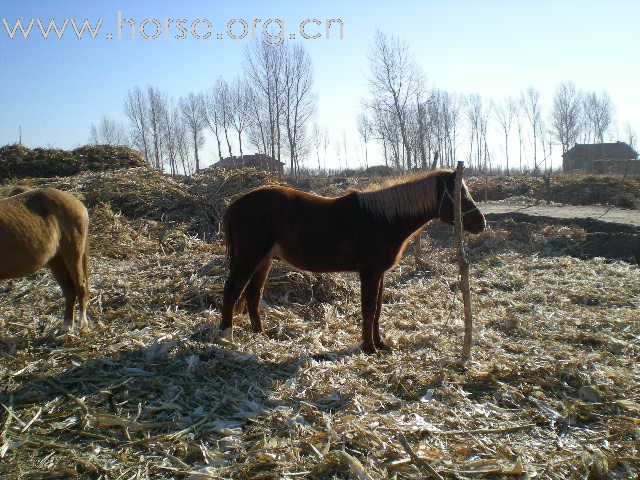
[453,161,473,359]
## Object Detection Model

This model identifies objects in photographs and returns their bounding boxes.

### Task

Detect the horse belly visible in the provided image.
[272,234,358,273]
[0,223,59,279]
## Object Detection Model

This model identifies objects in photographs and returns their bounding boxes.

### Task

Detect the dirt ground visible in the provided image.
[1,169,639,479]
[481,201,640,228]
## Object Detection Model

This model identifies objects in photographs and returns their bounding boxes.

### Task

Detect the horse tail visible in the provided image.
[234,295,247,315]
[223,205,234,263]
[83,234,90,292]
[222,204,247,315]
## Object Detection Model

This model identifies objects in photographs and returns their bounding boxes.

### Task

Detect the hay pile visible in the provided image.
[1,170,639,479]
[312,171,640,210]
[467,173,640,209]
[0,144,146,181]
[540,174,640,209]
[3,166,279,239]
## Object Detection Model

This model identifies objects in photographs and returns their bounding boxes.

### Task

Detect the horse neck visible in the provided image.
[359,174,441,237]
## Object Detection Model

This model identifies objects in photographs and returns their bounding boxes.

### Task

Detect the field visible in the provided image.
[1,166,639,479]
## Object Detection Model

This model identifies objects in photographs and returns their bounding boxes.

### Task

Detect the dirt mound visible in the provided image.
[2,166,279,239]
[468,173,640,209]
[467,175,540,201]
[0,144,146,180]
[540,174,640,209]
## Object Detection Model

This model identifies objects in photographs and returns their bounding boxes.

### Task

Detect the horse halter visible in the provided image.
[437,185,479,219]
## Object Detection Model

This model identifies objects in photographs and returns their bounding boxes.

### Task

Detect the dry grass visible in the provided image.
[466,173,640,209]
[0,169,639,479]
[0,144,146,181]
[308,170,640,210]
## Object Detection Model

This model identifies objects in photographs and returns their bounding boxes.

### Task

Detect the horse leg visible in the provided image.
[220,262,258,341]
[64,245,89,333]
[78,251,90,331]
[359,271,383,354]
[49,255,76,332]
[372,275,391,350]
[244,258,273,333]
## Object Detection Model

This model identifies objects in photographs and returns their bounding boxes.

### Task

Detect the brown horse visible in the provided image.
[221,168,485,353]
[0,187,90,332]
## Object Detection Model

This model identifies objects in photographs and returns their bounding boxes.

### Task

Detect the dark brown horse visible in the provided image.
[221,169,485,353]
[0,187,90,332]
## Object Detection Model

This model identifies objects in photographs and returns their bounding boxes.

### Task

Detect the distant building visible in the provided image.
[563,142,638,173]
[209,154,284,174]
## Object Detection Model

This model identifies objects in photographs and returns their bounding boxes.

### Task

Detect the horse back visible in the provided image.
[0,188,88,279]
[224,185,364,272]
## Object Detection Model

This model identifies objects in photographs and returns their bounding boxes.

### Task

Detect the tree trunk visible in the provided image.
[193,132,200,172]
[224,127,232,158]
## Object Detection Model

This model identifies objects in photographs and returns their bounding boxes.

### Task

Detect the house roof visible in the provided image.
[564,142,638,159]
[213,154,284,168]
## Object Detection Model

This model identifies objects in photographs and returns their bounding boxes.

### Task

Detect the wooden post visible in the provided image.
[453,161,473,359]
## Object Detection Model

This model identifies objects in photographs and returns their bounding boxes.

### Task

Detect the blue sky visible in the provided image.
[1,0,638,169]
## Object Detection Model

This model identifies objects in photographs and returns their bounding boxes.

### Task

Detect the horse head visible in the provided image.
[437,171,486,234]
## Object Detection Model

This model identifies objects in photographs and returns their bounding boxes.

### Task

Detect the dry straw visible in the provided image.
[0,167,638,479]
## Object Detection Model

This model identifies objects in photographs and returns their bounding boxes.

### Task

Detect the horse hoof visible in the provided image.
[79,326,91,335]
[375,342,392,352]
[219,327,234,342]
[361,344,377,355]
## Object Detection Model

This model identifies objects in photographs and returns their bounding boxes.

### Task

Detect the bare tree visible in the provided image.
[312,124,323,173]
[551,82,582,154]
[246,86,268,155]
[443,93,461,168]
[175,117,193,175]
[322,127,330,171]
[357,113,371,168]
[214,79,234,158]
[521,87,542,173]
[430,90,454,168]
[480,108,490,173]
[161,104,183,176]
[494,97,517,174]
[89,124,99,144]
[282,43,315,177]
[180,93,206,172]
[245,42,286,163]
[466,94,485,171]
[229,77,253,158]
[89,116,127,146]
[124,87,151,164]
[204,83,224,162]
[583,91,613,143]
[147,86,167,169]
[515,105,525,172]
[342,131,349,170]
[625,122,637,150]
[368,31,420,170]
[539,118,552,174]
[414,80,428,168]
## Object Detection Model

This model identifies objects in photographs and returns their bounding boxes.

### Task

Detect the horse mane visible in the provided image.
[5,185,32,197]
[356,169,451,222]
